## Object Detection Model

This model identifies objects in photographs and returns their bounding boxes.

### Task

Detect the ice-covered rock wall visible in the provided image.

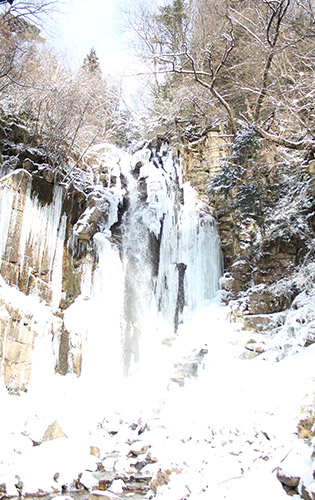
[0,142,222,393]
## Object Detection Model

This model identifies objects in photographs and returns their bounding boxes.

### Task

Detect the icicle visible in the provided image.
[0,184,16,271]
[51,213,67,310]
[63,231,124,394]
[0,323,9,382]
[19,185,64,280]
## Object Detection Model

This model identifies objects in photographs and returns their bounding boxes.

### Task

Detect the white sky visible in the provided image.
[46,0,154,109]
[49,0,134,78]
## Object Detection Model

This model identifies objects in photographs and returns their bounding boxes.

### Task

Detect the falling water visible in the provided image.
[120,144,223,381]
[0,143,223,404]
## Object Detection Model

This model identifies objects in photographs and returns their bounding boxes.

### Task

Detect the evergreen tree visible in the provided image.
[154,0,188,54]
[82,48,101,75]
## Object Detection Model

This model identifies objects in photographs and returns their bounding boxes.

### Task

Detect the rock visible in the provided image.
[0,302,36,392]
[0,483,6,499]
[301,483,315,500]
[74,206,105,241]
[150,469,171,493]
[245,339,265,354]
[133,461,146,472]
[90,446,100,458]
[247,290,292,315]
[277,471,300,488]
[43,167,54,183]
[298,416,315,440]
[22,158,35,171]
[128,441,150,457]
[43,420,68,442]
[89,490,119,500]
[243,313,285,332]
[14,475,23,495]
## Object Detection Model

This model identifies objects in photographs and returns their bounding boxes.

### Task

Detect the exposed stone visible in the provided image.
[309,160,315,197]
[298,415,315,440]
[55,330,70,376]
[22,158,36,172]
[245,339,265,354]
[31,174,54,204]
[43,167,55,183]
[43,420,68,442]
[0,302,36,392]
[183,129,224,201]
[150,469,171,493]
[0,482,7,499]
[89,490,119,500]
[247,290,292,315]
[242,313,286,332]
[74,191,110,241]
[71,348,82,377]
[90,446,101,458]
[276,471,300,488]
[301,483,315,500]
[128,442,150,457]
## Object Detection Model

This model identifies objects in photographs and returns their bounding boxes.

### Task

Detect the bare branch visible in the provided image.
[254,123,314,151]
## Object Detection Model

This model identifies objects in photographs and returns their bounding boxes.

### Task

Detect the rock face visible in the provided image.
[0,300,35,392]
[183,129,224,201]
[1,118,314,390]
[0,169,62,391]
[0,164,86,391]
[182,128,315,334]
[0,168,67,299]
[0,134,223,393]
[0,125,135,393]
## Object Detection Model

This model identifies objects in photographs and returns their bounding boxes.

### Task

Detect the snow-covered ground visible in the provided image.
[0,292,314,499]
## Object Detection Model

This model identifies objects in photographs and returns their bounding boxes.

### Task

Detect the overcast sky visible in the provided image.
[46,0,159,110]
[49,0,135,78]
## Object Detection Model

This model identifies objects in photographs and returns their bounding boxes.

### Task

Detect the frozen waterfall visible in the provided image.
[119,144,223,380]
[64,143,223,392]
[0,142,223,401]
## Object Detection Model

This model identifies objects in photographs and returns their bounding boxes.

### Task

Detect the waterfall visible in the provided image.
[0,143,223,400]
[120,144,223,379]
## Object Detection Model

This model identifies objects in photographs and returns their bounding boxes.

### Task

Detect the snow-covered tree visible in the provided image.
[129,0,315,152]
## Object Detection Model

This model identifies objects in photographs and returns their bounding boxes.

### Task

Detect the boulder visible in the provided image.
[89,490,119,500]
[242,312,285,332]
[0,483,6,499]
[247,290,292,315]
[90,446,100,458]
[74,206,105,241]
[301,483,315,500]
[43,420,68,442]
[276,471,300,488]
[109,479,125,494]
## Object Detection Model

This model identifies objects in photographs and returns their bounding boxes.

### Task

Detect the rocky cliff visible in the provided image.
[1,115,315,393]
[0,130,129,392]
[182,127,315,351]
[1,121,315,500]
[0,126,223,393]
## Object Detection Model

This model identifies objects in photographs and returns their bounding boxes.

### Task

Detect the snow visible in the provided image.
[0,143,314,499]
[0,292,314,499]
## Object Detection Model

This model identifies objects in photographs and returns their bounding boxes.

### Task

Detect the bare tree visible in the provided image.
[129,0,315,151]
[0,0,60,95]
